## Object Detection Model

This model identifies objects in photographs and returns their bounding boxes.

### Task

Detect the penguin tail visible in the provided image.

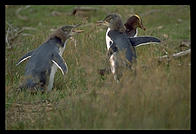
[19,78,39,91]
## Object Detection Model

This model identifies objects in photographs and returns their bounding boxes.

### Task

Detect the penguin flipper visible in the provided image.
[16,50,34,66]
[52,53,68,75]
[129,36,161,47]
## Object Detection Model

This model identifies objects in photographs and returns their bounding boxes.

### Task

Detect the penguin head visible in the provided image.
[49,24,83,44]
[61,24,83,37]
[124,14,146,31]
[97,13,125,32]
[103,14,119,25]
[61,25,74,36]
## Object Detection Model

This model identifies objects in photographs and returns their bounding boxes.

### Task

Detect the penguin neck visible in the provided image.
[125,26,138,37]
[59,39,68,56]
[50,37,67,56]
[109,25,125,33]
[109,19,126,33]
[52,37,65,47]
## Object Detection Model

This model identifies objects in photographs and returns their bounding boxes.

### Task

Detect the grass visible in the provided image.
[5,5,190,130]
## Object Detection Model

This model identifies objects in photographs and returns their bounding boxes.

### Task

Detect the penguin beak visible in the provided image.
[72,29,84,33]
[71,24,84,35]
[96,20,104,25]
[138,22,146,31]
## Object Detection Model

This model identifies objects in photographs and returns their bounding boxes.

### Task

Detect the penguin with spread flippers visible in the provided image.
[97,14,137,81]
[16,24,83,91]
[97,14,160,81]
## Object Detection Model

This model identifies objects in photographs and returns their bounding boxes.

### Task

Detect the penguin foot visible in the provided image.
[98,69,107,76]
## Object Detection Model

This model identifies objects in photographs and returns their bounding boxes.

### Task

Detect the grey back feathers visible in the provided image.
[108,30,137,63]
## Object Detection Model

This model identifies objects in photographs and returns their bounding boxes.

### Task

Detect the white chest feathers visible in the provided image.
[105,28,113,50]
[134,29,138,37]
[59,40,67,56]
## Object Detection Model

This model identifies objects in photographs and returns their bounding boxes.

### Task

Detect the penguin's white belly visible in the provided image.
[109,52,118,74]
[110,54,116,74]
[47,42,67,91]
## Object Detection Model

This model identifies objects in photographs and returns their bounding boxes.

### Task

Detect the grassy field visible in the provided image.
[5,5,191,130]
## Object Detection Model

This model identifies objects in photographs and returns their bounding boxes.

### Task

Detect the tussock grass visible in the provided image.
[5,5,190,130]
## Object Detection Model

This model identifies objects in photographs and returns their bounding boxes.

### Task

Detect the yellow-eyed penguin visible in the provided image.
[16,24,83,91]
